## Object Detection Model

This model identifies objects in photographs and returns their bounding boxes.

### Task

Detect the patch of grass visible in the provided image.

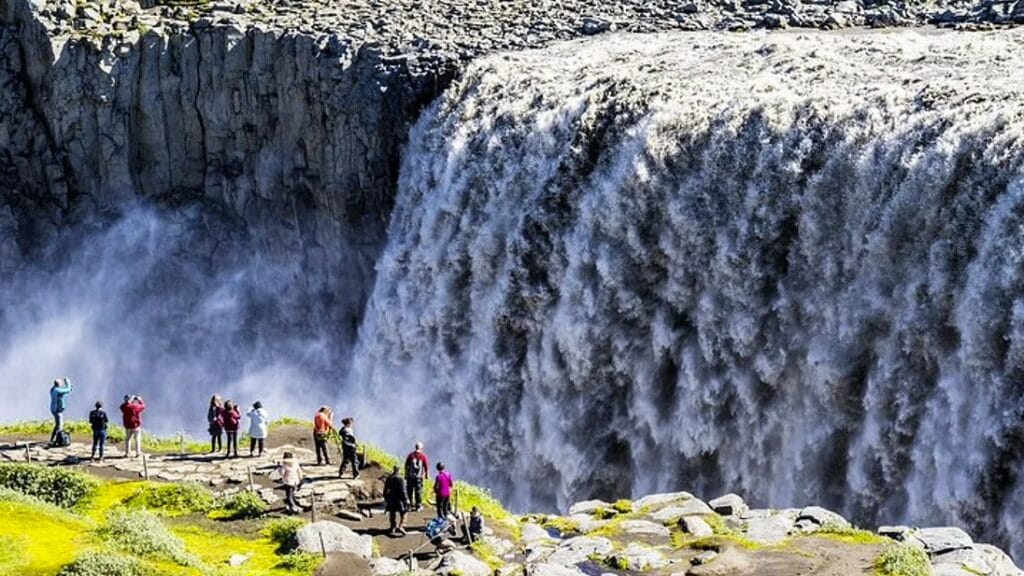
[470,539,505,571]
[58,550,151,576]
[262,518,306,553]
[0,535,24,572]
[99,509,201,567]
[612,499,633,514]
[174,523,322,575]
[874,543,931,576]
[0,463,99,509]
[274,552,322,572]
[814,521,888,545]
[675,531,764,552]
[0,420,207,454]
[454,481,515,525]
[542,516,581,535]
[122,483,215,517]
[0,498,95,576]
[269,417,305,430]
[361,442,401,470]
[215,490,267,519]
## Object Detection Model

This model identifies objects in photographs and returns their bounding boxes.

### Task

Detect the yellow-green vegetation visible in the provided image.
[454,481,515,524]
[0,420,209,454]
[122,483,216,517]
[262,517,307,552]
[361,442,401,470]
[542,516,581,535]
[470,539,505,571]
[612,499,633,514]
[874,543,932,576]
[0,472,322,576]
[671,514,763,552]
[813,522,888,545]
[0,463,98,509]
[213,490,267,519]
[269,417,305,430]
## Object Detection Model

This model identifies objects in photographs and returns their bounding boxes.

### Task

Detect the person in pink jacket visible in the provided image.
[434,462,454,519]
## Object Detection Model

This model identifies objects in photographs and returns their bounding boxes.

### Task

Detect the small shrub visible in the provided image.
[123,483,215,516]
[815,521,887,545]
[274,552,322,572]
[875,543,932,576]
[0,463,97,509]
[612,499,633,514]
[99,509,199,567]
[219,490,266,519]
[263,517,306,552]
[57,551,150,576]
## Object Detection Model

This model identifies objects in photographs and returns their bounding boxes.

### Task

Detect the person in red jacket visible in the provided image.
[119,395,146,458]
[221,400,241,458]
[404,442,429,511]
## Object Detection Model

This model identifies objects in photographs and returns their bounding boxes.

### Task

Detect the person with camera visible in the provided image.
[48,377,73,446]
[247,401,269,457]
[222,400,241,458]
[119,395,146,458]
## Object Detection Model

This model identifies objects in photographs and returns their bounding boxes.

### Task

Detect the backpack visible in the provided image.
[425,517,449,540]
[52,430,71,448]
[405,454,423,478]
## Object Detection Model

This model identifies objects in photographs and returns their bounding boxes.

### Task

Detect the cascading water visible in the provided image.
[350,30,1024,556]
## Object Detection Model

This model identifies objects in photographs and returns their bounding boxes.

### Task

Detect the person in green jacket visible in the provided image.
[49,378,73,445]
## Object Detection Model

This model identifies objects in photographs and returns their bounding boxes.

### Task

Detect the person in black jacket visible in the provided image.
[383,466,409,536]
[338,417,359,479]
[89,401,108,462]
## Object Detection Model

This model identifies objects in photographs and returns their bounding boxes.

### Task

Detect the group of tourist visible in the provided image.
[46,379,483,536]
[48,378,147,462]
[206,395,269,458]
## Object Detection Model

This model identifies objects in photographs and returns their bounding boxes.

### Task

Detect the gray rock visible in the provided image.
[653,499,714,520]
[878,525,914,541]
[568,513,608,533]
[692,550,718,565]
[913,527,973,555]
[437,551,491,576]
[370,558,409,576]
[797,506,849,527]
[227,553,252,566]
[522,522,555,545]
[545,536,614,566]
[619,519,671,538]
[632,492,694,512]
[610,543,668,571]
[709,494,747,517]
[527,563,588,576]
[745,514,792,545]
[295,521,373,558]
[679,516,714,538]
[568,499,610,516]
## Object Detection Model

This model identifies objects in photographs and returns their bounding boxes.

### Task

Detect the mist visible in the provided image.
[0,202,354,435]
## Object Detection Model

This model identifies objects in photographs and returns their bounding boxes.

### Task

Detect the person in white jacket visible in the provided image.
[247,401,269,457]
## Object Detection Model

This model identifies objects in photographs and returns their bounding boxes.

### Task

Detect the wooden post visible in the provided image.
[311,492,318,523]
[407,550,415,571]
[247,466,255,492]
[178,431,185,455]
[23,442,31,462]
[142,454,150,481]
[454,488,460,515]
[318,532,327,557]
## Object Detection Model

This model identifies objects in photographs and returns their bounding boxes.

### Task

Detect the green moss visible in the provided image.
[214,490,267,519]
[122,483,215,517]
[470,539,505,571]
[542,516,581,535]
[874,543,932,576]
[0,421,207,454]
[813,522,888,545]
[612,499,633,514]
[274,553,322,572]
[262,518,306,553]
[0,463,98,509]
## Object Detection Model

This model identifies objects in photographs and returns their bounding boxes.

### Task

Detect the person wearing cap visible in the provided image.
[48,378,73,445]
[404,442,429,511]
[277,451,304,514]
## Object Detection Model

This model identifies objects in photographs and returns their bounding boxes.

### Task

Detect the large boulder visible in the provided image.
[527,563,588,576]
[610,543,669,571]
[522,522,555,545]
[745,515,792,545]
[687,546,754,576]
[369,558,408,576]
[797,506,849,528]
[709,494,748,517]
[296,521,373,558]
[545,536,615,566]
[913,527,973,555]
[568,513,608,533]
[652,499,714,521]
[437,551,492,576]
[620,520,671,538]
[568,500,610,516]
[632,492,694,512]
[680,516,714,538]
[932,544,1024,576]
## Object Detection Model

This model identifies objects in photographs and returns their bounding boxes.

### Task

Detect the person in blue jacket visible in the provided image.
[49,378,73,445]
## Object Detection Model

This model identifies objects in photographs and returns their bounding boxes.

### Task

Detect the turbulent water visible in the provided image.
[351,30,1024,555]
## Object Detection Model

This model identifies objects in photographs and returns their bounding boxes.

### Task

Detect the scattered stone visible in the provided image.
[709,494,747,517]
[912,527,974,555]
[687,546,754,576]
[369,558,407,576]
[878,525,914,541]
[296,521,373,558]
[619,519,671,538]
[692,550,718,565]
[568,499,610,516]
[528,563,587,576]
[797,506,849,527]
[633,492,694,512]
[652,499,713,521]
[522,522,554,544]
[545,536,614,566]
[568,513,608,533]
[227,553,252,566]
[680,516,715,538]
[745,514,792,545]
[611,543,669,571]
[437,550,491,576]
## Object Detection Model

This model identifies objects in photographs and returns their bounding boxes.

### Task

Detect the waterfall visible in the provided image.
[351,30,1024,555]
